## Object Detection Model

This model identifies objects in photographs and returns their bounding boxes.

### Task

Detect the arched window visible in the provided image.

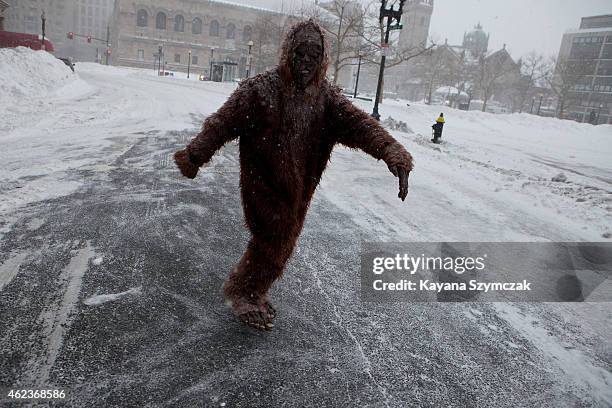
[136,9,148,27]
[192,17,202,35]
[210,20,219,37]
[242,25,252,42]
[156,12,166,30]
[174,15,184,32]
[226,23,235,39]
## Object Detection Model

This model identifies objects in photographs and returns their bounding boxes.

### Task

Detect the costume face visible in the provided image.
[292,41,323,90]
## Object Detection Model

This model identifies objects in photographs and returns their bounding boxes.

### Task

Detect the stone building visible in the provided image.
[556,14,612,124]
[0,0,8,31]
[110,0,296,80]
[398,0,433,50]
[461,22,488,58]
[73,0,114,62]
[3,0,114,61]
[401,22,521,112]
[3,0,77,56]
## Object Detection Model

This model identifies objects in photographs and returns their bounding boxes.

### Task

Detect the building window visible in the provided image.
[226,23,235,39]
[136,9,148,27]
[192,17,202,34]
[156,12,166,30]
[210,20,219,37]
[137,49,144,60]
[174,14,184,32]
[174,54,180,63]
[242,25,252,42]
[192,56,198,65]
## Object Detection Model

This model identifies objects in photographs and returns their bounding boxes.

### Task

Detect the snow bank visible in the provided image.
[0,47,74,101]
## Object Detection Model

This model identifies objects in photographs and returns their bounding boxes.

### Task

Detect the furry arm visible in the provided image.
[178,80,259,170]
[326,87,413,173]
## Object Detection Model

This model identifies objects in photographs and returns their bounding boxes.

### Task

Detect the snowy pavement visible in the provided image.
[0,55,611,407]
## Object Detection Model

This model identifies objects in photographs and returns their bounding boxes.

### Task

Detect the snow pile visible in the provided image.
[0,47,74,101]
[382,116,412,133]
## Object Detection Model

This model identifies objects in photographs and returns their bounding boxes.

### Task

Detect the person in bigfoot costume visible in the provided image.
[174,20,413,331]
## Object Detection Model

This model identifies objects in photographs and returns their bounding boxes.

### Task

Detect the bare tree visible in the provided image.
[513,51,547,112]
[544,56,592,119]
[251,15,294,75]
[301,0,365,84]
[475,50,518,112]
[301,0,433,98]
[357,1,434,102]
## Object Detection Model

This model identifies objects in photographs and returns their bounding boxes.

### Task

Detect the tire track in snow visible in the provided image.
[0,252,28,291]
[27,241,96,384]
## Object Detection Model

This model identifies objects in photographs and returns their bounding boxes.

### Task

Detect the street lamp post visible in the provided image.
[597,103,604,125]
[41,11,46,50]
[371,0,406,120]
[188,50,191,79]
[536,94,543,116]
[158,45,163,76]
[246,40,254,78]
[209,48,215,80]
[105,24,110,65]
[353,54,362,99]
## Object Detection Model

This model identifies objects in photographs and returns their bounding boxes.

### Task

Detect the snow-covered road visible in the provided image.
[0,58,610,407]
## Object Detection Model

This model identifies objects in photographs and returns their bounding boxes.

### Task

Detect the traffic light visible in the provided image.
[67,32,74,40]
[87,36,92,43]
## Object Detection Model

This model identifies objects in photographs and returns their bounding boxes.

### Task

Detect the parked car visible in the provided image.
[57,57,75,72]
[0,30,55,52]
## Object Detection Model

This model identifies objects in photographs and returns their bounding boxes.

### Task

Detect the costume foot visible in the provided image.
[227,297,274,331]
[263,300,277,319]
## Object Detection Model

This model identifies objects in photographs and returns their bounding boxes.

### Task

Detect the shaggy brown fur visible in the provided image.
[174,20,413,331]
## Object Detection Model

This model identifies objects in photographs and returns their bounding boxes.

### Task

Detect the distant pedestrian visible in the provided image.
[589,109,597,125]
[431,113,444,144]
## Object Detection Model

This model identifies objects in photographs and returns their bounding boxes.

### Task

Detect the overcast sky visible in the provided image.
[429,0,612,59]
[238,0,611,59]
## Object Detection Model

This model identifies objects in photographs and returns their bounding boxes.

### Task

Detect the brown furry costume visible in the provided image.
[174,20,413,330]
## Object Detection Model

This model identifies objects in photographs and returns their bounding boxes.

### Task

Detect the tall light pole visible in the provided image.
[536,94,543,116]
[187,50,191,79]
[105,24,110,65]
[597,103,603,125]
[158,44,163,76]
[353,54,362,99]
[41,11,46,50]
[209,48,215,80]
[371,0,406,120]
[246,40,254,78]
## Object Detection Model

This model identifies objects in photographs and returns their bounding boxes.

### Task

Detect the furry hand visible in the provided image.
[174,149,199,179]
[388,164,410,201]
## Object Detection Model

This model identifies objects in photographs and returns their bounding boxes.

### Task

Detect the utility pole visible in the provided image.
[209,48,215,80]
[371,0,406,120]
[246,40,253,78]
[105,24,110,65]
[536,94,543,116]
[188,50,191,78]
[41,11,46,50]
[158,44,163,76]
[353,54,362,99]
